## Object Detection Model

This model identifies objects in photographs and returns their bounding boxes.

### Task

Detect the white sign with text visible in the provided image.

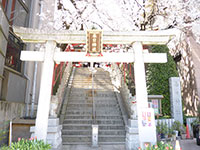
[138,108,157,146]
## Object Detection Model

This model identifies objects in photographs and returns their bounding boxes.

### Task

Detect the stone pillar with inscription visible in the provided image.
[169,77,183,124]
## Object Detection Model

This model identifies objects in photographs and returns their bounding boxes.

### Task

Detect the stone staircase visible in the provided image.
[61,68,125,145]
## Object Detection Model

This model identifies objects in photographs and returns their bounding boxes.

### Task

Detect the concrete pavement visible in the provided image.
[62,145,125,150]
[179,139,200,150]
[61,139,200,150]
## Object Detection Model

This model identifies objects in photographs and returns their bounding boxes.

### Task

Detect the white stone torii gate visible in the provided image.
[13,26,176,147]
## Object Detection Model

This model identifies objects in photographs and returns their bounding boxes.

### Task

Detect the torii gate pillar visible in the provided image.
[133,42,148,109]
[34,41,56,140]
[133,42,157,148]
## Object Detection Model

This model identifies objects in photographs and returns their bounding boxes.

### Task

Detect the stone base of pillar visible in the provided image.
[30,118,62,150]
[125,119,139,150]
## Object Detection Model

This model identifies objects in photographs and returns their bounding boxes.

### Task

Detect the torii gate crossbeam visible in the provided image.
[13,26,176,45]
[13,26,177,148]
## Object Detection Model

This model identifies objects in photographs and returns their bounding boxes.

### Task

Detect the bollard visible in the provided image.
[92,125,98,147]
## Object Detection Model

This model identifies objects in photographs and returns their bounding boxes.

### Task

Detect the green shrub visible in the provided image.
[0,121,9,145]
[0,129,7,143]
[1,138,51,150]
[172,120,186,134]
[147,45,179,116]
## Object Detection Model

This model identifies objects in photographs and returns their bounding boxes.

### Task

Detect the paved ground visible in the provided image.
[179,139,200,150]
[62,145,125,150]
[61,139,200,150]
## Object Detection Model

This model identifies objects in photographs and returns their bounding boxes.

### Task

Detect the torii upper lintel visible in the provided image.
[13,26,178,45]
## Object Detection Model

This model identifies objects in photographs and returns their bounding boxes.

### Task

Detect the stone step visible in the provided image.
[62,130,91,135]
[67,103,119,111]
[65,115,122,120]
[71,83,112,86]
[73,78,111,81]
[98,135,125,143]
[64,118,123,121]
[98,141,125,145]
[70,88,114,91]
[61,68,126,145]
[71,84,112,86]
[71,82,112,85]
[68,100,118,104]
[62,135,125,143]
[63,119,124,125]
[62,141,125,145]
[62,135,91,143]
[68,97,117,101]
[62,142,90,145]
[72,82,112,85]
[63,124,125,130]
[62,129,125,135]
[69,91,115,96]
[62,135,125,142]
[66,110,121,115]
[63,124,92,130]
[66,106,120,110]
[67,103,119,107]
[69,93,115,97]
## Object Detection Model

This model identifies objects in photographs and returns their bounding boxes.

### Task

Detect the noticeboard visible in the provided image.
[148,96,163,115]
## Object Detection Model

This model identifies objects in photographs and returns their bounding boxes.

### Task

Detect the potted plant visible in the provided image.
[172,121,182,137]
[158,122,168,139]
[156,122,162,141]
[161,123,168,139]
[168,128,176,141]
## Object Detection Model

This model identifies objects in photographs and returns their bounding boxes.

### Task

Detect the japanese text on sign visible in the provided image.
[86,30,103,55]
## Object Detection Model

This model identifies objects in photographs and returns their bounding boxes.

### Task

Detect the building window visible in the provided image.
[12,0,29,26]
[1,0,30,73]
[1,0,29,26]
[5,31,24,72]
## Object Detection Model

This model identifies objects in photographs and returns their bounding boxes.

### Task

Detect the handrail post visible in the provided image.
[91,63,96,124]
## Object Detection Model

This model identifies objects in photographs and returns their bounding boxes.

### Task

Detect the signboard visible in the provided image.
[148,99,161,115]
[86,30,103,56]
[138,108,157,147]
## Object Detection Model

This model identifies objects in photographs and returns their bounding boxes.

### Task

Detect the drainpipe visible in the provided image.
[24,69,31,117]
[30,62,38,118]
[23,0,40,118]
[30,0,41,118]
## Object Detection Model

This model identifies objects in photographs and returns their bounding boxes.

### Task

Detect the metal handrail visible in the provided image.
[91,65,96,124]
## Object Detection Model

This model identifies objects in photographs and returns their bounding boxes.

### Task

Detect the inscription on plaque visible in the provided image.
[86,30,103,55]
[169,77,183,124]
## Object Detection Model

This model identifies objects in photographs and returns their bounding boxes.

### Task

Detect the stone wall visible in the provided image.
[50,62,73,117]
[0,101,25,145]
[110,63,135,118]
[0,101,25,123]
[168,30,200,116]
